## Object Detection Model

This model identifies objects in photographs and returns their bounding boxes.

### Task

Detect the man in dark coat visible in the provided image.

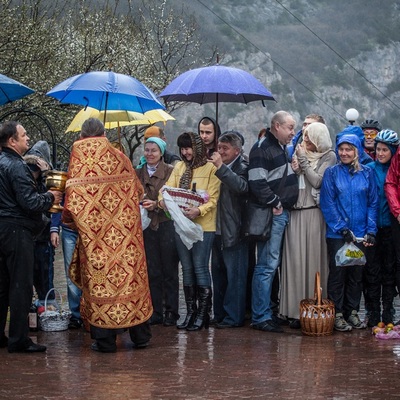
[0,121,62,353]
[209,132,249,328]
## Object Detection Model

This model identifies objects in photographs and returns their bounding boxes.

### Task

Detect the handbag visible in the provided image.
[243,200,272,241]
[243,160,289,241]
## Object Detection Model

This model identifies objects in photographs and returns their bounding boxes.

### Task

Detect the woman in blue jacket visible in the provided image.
[320,134,379,332]
[365,130,399,327]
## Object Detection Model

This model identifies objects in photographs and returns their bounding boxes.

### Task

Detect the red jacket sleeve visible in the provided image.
[385,149,400,218]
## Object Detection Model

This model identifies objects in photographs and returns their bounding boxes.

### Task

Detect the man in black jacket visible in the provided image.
[248,111,299,333]
[0,121,62,353]
[209,132,249,328]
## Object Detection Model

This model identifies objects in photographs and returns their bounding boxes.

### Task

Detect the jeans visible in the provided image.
[33,240,55,301]
[0,223,34,350]
[211,235,248,325]
[175,231,215,287]
[326,238,364,316]
[61,227,82,321]
[252,210,289,324]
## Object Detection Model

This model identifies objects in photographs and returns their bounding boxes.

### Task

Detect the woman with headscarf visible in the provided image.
[280,122,336,328]
[159,132,220,331]
[136,137,180,327]
[320,134,378,332]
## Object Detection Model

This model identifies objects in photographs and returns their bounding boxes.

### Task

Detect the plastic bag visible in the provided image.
[335,242,366,266]
[162,189,203,250]
[140,205,151,230]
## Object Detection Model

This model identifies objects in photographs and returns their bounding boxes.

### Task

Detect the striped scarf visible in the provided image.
[179,132,207,189]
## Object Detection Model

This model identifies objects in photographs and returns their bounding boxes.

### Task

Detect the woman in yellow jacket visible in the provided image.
[160,131,220,331]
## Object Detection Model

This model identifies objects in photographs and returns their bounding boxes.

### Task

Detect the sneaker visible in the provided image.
[334,313,352,332]
[347,310,367,329]
[252,320,283,333]
[289,319,301,329]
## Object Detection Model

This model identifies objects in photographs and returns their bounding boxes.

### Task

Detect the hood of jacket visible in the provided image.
[336,125,365,146]
[25,140,53,169]
[198,116,222,153]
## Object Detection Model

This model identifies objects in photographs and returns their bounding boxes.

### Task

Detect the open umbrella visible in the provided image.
[0,74,35,105]
[159,65,275,124]
[66,107,175,132]
[46,71,164,115]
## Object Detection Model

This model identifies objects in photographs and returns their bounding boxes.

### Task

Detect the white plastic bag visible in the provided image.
[162,189,203,249]
[335,242,366,266]
[140,205,151,230]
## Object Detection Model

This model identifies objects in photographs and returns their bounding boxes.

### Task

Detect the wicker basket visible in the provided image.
[164,187,205,210]
[39,288,71,332]
[299,272,335,337]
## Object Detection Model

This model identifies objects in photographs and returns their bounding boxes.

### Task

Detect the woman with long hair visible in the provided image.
[320,134,379,332]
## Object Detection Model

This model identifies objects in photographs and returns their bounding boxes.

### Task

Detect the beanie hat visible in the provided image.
[144,126,162,139]
[145,137,166,155]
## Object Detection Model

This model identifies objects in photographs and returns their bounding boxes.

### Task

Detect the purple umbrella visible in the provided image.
[159,65,275,124]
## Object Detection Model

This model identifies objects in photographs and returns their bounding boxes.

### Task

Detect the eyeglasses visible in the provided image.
[364,130,377,138]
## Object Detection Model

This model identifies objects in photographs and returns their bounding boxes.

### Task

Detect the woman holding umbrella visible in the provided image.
[159,132,220,331]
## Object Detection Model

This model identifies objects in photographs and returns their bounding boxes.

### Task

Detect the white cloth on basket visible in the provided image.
[162,189,203,250]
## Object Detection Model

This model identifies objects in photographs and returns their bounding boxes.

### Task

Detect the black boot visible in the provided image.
[187,286,211,331]
[177,286,197,330]
[382,284,396,324]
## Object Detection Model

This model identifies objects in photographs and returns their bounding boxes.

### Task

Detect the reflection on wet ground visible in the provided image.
[2,249,400,399]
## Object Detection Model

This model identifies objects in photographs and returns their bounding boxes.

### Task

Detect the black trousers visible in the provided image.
[0,222,35,350]
[143,221,179,321]
[326,238,365,317]
[390,215,400,295]
[90,322,152,351]
[364,226,397,311]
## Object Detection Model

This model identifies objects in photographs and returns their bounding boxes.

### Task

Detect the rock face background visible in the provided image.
[162,0,400,154]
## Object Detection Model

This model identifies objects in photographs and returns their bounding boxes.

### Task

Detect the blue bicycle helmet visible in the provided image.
[375,129,400,146]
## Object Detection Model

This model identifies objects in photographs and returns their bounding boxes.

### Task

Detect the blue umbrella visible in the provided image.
[159,65,275,124]
[46,71,164,114]
[0,74,35,105]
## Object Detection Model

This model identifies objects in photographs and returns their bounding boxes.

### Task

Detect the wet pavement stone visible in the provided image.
[2,247,400,399]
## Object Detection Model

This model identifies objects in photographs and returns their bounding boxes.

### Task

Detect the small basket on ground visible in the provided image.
[39,288,71,332]
[299,272,335,337]
[163,187,205,211]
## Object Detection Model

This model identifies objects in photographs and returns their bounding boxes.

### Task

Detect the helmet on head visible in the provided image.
[360,119,382,132]
[375,129,400,147]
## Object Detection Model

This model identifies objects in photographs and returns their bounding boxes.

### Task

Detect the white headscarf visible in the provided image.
[303,122,332,169]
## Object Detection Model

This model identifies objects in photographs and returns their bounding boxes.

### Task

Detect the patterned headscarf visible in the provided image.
[178,132,207,189]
